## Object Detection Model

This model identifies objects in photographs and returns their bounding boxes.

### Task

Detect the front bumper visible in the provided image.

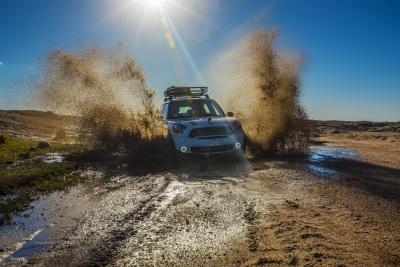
[172,133,245,155]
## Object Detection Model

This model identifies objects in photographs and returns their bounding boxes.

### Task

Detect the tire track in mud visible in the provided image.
[34,174,175,266]
[84,176,174,266]
[30,157,400,266]
[78,198,158,266]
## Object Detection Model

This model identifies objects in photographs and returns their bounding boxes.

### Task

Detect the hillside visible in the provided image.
[0,110,76,140]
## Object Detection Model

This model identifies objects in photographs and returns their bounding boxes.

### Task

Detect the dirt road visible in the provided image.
[1,145,400,267]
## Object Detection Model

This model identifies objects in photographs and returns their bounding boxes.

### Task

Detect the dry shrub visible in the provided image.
[35,47,168,163]
[209,30,310,155]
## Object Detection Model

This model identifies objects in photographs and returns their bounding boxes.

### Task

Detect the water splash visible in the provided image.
[207,30,310,154]
[33,46,167,150]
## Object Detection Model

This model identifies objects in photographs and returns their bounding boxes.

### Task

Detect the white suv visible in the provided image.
[160,86,246,156]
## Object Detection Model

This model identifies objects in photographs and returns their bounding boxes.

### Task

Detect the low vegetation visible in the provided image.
[0,133,84,224]
[0,133,80,164]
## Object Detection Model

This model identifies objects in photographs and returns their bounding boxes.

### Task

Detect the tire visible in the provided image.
[242,134,247,153]
[166,133,181,166]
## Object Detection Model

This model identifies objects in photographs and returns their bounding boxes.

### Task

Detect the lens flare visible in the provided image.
[127,0,205,84]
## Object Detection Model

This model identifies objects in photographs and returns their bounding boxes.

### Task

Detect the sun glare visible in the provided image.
[132,0,205,84]
[145,0,167,10]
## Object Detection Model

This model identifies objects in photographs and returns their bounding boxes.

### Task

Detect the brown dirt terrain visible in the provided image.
[317,131,400,169]
[0,110,75,140]
[1,114,399,266]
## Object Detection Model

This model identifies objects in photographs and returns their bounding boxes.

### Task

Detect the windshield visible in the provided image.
[168,99,225,119]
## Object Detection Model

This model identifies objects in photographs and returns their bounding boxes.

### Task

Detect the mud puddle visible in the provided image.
[41,153,65,164]
[0,183,98,265]
[308,145,358,178]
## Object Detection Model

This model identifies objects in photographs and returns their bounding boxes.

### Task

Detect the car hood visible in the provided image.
[168,116,235,128]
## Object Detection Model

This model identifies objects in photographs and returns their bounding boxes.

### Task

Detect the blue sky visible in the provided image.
[0,0,399,121]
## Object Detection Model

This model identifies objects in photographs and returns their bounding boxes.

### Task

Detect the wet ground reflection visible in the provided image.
[308,146,358,178]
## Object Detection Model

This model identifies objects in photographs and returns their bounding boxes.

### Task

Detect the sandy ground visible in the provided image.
[318,131,400,169]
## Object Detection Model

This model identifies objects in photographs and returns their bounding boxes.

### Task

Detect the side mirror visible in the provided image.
[227,112,234,117]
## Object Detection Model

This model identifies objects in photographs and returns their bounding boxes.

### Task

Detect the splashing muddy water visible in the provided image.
[34,47,166,151]
[208,30,310,154]
[36,48,149,115]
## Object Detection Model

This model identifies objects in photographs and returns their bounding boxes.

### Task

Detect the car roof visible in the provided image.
[164,97,216,104]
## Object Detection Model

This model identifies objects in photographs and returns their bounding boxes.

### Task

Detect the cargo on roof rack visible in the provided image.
[164,86,209,102]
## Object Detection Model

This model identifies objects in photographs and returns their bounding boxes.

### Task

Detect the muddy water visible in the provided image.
[0,181,100,265]
[0,146,360,265]
[41,153,65,164]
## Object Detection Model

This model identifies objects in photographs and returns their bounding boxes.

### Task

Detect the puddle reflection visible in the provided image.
[308,146,358,178]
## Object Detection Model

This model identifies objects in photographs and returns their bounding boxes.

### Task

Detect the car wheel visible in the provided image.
[167,133,181,166]
[242,134,247,153]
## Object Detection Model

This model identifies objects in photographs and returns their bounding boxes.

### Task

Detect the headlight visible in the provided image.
[172,123,186,134]
[231,120,242,131]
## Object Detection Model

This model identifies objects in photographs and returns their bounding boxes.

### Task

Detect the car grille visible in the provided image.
[191,144,235,154]
[189,126,232,138]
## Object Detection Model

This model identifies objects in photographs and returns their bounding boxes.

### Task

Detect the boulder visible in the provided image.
[37,142,50,149]
[28,146,38,152]
[19,152,30,160]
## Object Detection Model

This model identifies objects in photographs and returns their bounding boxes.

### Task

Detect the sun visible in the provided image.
[145,0,167,10]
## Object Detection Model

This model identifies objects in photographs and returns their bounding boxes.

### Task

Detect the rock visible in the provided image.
[285,200,300,208]
[313,252,323,258]
[37,142,50,149]
[28,146,38,152]
[300,233,323,239]
[19,153,30,160]
[289,256,298,265]
[257,258,283,265]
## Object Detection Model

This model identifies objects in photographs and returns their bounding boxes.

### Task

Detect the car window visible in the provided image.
[203,104,211,114]
[161,103,169,119]
[168,99,225,119]
[179,107,192,114]
[210,102,222,116]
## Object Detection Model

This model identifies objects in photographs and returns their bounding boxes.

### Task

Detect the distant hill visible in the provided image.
[310,120,400,134]
[0,110,76,140]
[1,110,398,140]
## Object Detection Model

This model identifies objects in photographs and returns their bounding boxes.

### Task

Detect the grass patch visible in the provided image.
[0,133,85,224]
[0,134,37,164]
[0,132,81,164]
[0,161,82,224]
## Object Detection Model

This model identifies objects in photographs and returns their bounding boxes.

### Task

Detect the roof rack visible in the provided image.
[164,86,209,102]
